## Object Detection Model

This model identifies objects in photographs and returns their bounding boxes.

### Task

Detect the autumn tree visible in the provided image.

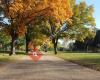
[24,0,73,54]
[45,0,95,53]
[45,0,72,54]
[0,0,52,55]
[0,0,72,55]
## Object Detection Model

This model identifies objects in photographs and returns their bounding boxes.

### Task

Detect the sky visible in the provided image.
[77,0,100,29]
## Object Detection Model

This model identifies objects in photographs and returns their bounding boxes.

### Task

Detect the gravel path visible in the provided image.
[0,54,100,80]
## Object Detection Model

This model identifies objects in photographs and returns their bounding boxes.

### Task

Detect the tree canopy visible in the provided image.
[0,0,97,55]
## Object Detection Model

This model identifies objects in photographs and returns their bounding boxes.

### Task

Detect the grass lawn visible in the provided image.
[0,52,26,62]
[52,51,100,71]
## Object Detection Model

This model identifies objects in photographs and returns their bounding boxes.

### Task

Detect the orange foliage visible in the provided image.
[17,23,26,36]
[5,0,72,35]
[48,0,72,21]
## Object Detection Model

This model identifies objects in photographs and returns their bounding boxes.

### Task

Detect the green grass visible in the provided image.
[54,52,100,71]
[0,52,26,62]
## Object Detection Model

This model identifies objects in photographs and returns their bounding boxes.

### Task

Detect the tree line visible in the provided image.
[0,0,96,55]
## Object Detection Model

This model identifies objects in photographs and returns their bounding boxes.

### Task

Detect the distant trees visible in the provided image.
[93,30,100,47]
[73,29,100,52]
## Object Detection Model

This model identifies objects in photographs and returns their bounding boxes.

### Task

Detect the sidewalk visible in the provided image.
[0,54,100,80]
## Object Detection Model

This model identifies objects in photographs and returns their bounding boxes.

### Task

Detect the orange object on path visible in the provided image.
[28,47,42,62]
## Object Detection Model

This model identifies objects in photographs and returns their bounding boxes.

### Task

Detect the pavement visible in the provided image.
[0,54,100,80]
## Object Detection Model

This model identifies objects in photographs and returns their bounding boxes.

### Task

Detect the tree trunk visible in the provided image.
[26,38,30,54]
[9,36,16,56]
[25,33,30,54]
[54,43,57,55]
[52,38,58,55]
[9,29,18,56]
[26,40,29,53]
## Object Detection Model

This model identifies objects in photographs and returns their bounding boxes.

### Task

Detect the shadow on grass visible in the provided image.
[69,58,100,71]
[55,52,100,71]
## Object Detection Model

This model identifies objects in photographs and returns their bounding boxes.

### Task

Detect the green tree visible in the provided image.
[63,1,96,42]
[0,31,11,51]
[34,17,71,54]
